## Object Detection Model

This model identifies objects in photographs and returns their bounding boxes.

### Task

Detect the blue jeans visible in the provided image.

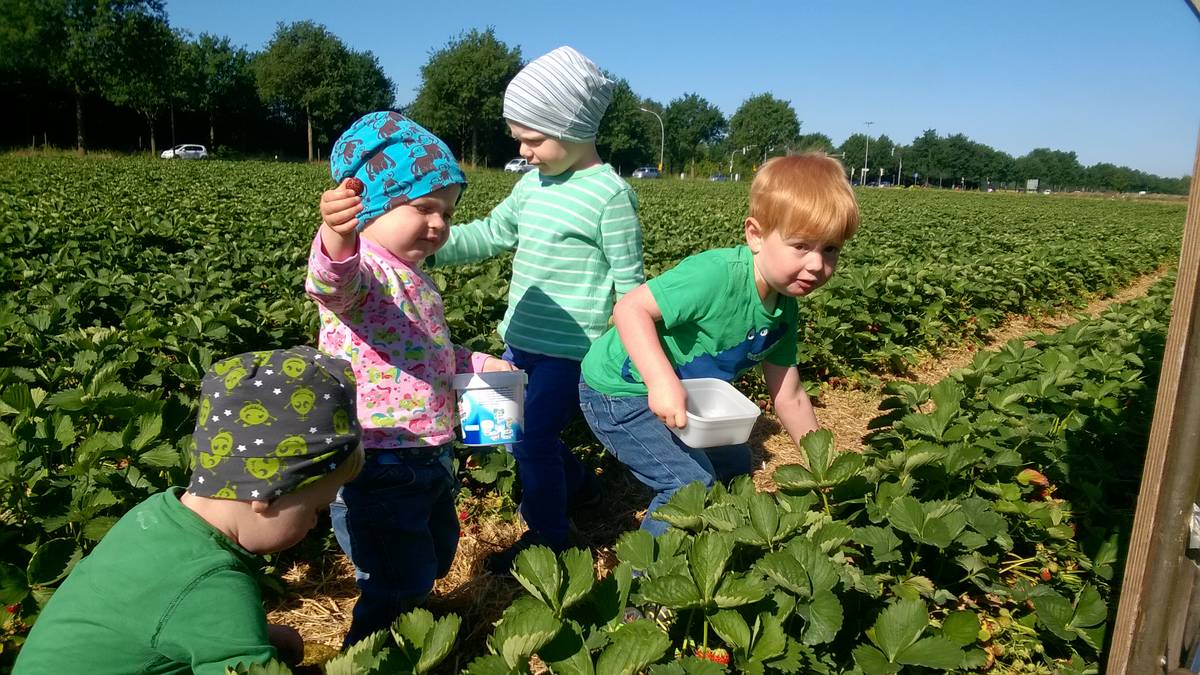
[578,381,751,536]
[503,346,591,549]
[330,445,458,647]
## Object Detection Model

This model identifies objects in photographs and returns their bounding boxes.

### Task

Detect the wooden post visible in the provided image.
[1107,131,1200,672]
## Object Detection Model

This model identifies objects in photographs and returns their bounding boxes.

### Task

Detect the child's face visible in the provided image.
[507,121,583,177]
[362,184,462,264]
[746,217,841,301]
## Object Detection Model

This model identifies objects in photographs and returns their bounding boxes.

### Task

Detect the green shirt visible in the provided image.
[582,245,799,397]
[433,164,644,360]
[14,489,275,675]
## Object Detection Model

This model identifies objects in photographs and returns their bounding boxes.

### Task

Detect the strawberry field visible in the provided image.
[0,156,1187,673]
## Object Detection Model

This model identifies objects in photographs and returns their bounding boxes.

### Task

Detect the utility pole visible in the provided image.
[863,121,874,185]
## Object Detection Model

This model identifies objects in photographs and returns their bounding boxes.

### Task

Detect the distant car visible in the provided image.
[503,158,534,173]
[631,166,660,179]
[708,173,729,182]
[160,144,208,160]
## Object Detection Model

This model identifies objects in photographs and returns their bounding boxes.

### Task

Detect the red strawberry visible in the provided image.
[695,647,731,665]
[1017,468,1050,487]
[458,509,470,522]
[345,177,365,195]
[1040,568,1052,582]
[5,604,17,614]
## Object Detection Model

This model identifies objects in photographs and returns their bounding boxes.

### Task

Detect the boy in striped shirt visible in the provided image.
[432,46,645,571]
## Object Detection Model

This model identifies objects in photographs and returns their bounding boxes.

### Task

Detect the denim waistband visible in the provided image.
[367,445,450,464]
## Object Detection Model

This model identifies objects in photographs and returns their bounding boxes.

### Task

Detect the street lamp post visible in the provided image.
[863,121,874,185]
[729,145,753,179]
[639,107,665,173]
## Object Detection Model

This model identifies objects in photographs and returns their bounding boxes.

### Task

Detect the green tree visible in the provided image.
[596,78,656,174]
[794,132,835,152]
[255,21,393,161]
[179,33,257,149]
[407,28,522,167]
[10,0,169,152]
[662,93,726,175]
[95,2,176,155]
[727,93,801,165]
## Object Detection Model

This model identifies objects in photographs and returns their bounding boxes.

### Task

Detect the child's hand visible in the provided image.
[321,179,364,235]
[648,379,689,429]
[481,356,517,372]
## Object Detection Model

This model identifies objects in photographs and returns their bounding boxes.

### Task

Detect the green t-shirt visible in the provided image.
[14,489,275,675]
[582,245,799,397]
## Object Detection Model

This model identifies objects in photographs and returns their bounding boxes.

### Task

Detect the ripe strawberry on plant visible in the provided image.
[345,177,365,195]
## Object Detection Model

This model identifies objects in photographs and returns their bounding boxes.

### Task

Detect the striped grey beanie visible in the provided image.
[504,46,614,142]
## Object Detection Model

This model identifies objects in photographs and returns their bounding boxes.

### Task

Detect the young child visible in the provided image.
[13,347,365,674]
[431,46,645,570]
[308,111,511,646]
[579,154,859,535]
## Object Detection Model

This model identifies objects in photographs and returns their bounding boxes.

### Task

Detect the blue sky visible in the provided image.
[166,0,1199,177]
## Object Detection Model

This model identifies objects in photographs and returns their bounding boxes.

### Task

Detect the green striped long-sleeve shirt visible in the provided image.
[434,164,644,360]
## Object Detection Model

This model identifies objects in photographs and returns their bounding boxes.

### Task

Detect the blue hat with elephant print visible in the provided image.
[329,111,467,230]
[188,346,361,501]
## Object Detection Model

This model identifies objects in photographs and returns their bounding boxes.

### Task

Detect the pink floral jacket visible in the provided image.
[305,235,487,448]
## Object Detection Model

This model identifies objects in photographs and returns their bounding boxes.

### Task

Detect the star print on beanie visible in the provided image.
[329,111,467,230]
[188,346,361,501]
[503,46,614,142]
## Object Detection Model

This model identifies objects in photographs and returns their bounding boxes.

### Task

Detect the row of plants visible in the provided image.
[0,156,1182,663]
[228,273,1173,673]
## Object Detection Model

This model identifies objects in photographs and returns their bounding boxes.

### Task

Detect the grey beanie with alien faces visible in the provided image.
[188,346,361,501]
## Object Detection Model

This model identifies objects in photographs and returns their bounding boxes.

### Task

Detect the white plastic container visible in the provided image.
[452,370,528,446]
[669,378,762,449]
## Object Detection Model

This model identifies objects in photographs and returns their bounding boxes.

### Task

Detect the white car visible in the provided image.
[503,158,533,173]
[160,144,208,160]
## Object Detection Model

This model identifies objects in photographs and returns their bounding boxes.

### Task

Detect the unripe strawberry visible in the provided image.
[696,647,731,665]
[1017,468,1050,487]
[345,177,365,195]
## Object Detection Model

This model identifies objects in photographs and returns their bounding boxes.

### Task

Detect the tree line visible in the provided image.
[0,0,1188,194]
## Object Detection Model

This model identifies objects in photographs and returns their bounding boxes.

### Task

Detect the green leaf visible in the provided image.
[595,620,671,675]
[416,614,461,673]
[940,611,980,646]
[747,492,781,544]
[0,562,30,605]
[489,596,562,668]
[512,545,563,611]
[27,538,82,586]
[1071,584,1107,629]
[896,636,964,669]
[82,516,119,542]
[615,530,656,570]
[638,575,703,609]
[560,547,595,612]
[713,575,769,608]
[1032,590,1075,641]
[654,481,709,531]
[138,443,183,469]
[757,551,810,597]
[130,412,163,451]
[852,644,901,675]
[800,429,835,481]
[749,613,787,662]
[773,464,818,493]
[689,532,734,602]
[871,598,928,662]
[709,609,751,650]
[798,590,843,645]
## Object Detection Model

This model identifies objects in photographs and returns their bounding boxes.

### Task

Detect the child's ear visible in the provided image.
[744,217,764,253]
